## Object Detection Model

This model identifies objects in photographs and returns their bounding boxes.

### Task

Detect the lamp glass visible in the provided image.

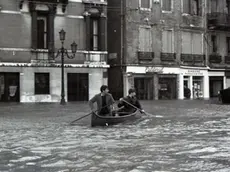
[59,29,66,42]
[71,41,77,53]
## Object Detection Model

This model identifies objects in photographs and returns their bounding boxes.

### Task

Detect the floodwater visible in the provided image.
[0,100,230,172]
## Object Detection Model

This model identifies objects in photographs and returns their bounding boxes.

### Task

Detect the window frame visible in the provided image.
[181,31,203,55]
[161,29,174,53]
[226,37,230,54]
[161,0,173,13]
[90,17,100,51]
[139,0,152,11]
[34,73,50,95]
[138,25,152,52]
[182,0,201,16]
[37,15,48,49]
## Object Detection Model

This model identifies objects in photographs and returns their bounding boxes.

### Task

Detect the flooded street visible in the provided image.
[0,100,230,172]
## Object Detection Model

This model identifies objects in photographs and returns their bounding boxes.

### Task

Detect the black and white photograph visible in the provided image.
[0,0,230,171]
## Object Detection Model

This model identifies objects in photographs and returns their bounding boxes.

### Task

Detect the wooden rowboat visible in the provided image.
[91,110,140,127]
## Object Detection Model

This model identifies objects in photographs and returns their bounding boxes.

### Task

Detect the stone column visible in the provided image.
[48,5,55,59]
[223,76,227,89]
[203,75,209,99]
[189,76,193,99]
[100,12,107,51]
[84,12,91,51]
[178,74,184,99]
[88,69,103,100]
[153,73,158,100]
[31,9,37,49]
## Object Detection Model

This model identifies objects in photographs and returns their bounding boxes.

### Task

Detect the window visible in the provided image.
[140,0,151,9]
[211,0,217,13]
[227,0,230,14]
[35,73,50,94]
[211,35,217,53]
[183,0,201,15]
[226,37,230,54]
[90,18,99,51]
[37,15,48,49]
[139,27,152,52]
[162,0,172,11]
[162,30,173,53]
[182,32,202,54]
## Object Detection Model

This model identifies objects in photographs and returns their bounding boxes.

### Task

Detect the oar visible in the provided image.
[69,111,95,125]
[121,99,163,118]
[69,103,113,125]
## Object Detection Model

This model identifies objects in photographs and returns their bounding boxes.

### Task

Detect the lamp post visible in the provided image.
[55,29,77,105]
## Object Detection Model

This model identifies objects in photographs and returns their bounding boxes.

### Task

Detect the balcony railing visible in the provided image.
[181,54,205,65]
[209,54,222,63]
[137,51,154,62]
[207,12,230,30]
[160,53,176,62]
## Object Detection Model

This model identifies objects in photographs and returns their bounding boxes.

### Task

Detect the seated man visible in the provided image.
[89,85,115,116]
[117,88,145,115]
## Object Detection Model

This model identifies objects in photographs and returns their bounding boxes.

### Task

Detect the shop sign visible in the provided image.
[145,67,164,73]
[183,69,204,76]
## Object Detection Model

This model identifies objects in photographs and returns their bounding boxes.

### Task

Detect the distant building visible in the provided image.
[0,0,108,103]
[107,0,230,100]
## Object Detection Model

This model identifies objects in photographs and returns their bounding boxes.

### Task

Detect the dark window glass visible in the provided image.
[37,15,48,49]
[211,35,217,53]
[90,18,100,51]
[162,0,171,11]
[35,73,50,94]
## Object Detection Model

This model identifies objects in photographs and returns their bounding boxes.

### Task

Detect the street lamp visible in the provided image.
[55,29,78,105]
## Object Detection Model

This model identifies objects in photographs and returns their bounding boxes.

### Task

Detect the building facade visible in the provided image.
[0,0,108,103]
[108,0,230,100]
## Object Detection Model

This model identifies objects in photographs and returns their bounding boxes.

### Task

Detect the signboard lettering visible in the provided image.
[145,67,163,73]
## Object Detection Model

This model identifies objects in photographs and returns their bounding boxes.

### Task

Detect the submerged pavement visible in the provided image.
[0,99,230,172]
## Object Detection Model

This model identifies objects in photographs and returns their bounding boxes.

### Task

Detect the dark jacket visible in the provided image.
[118,96,142,113]
[89,93,115,115]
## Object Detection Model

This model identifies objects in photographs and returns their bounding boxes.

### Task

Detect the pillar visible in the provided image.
[48,5,55,59]
[203,75,209,99]
[189,76,193,99]
[153,73,158,100]
[31,9,37,49]
[88,69,103,100]
[84,12,91,51]
[100,13,107,51]
[223,76,227,89]
[178,74,184,99]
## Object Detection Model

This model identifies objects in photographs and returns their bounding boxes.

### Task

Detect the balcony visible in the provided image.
[160,53,176,62]
[84,53,107,66]
[137,51,154,63]
[181,54,205,66]
[207,13,230,30]
[209,54,222,63]
[31,49,55,64]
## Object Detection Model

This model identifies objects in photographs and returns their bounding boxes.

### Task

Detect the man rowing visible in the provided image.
[89,85,115,116]
[117,88,145,114]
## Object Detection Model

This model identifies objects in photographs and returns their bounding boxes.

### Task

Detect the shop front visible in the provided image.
[208,70,225,98]
[179,68,209,99]
[125,66,180,100]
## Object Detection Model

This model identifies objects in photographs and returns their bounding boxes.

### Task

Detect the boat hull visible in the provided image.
[91,110,140,127]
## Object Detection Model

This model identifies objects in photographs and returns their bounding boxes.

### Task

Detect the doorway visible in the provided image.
[134,77,153,100]
[67,73,89,101]
[209,76,223,97]
[0,73,20,102]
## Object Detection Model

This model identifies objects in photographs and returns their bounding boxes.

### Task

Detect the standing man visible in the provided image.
[118,88,145,114]
[89,85,115,116]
